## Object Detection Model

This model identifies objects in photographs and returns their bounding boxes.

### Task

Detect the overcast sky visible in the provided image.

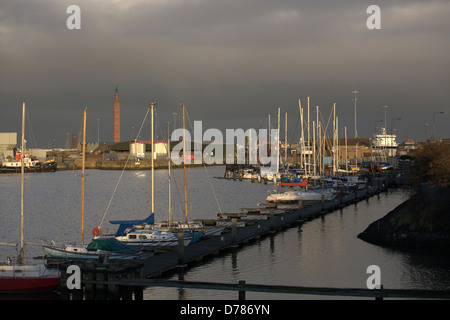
[1,0,449,148]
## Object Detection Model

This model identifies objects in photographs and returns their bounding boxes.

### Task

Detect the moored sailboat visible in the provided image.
[43,237,147,260]
[43,108,147,261]
[110,103,193,249]
[156,105,225,239]
[266,187,336,203]
[0,102,59,293]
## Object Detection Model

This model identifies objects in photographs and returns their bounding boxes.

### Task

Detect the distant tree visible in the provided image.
[409,142,450,188]
[399,142,450,232]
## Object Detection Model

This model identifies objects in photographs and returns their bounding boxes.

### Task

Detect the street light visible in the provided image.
[432,111,444,140]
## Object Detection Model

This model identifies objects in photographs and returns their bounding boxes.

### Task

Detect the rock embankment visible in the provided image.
[358,190,450,252]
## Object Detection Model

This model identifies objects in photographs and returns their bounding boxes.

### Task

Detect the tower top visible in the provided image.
[114,86,120,103]
[113,87,121,143]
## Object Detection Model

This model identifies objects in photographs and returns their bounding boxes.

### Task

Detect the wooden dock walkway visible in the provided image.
[140,178,387,279]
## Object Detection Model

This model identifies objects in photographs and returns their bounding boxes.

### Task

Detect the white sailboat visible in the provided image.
[113,103,192,249]
[266,98,338,204]
[0,102,60,293]
[266,187,336,203]
[151,104,224,239]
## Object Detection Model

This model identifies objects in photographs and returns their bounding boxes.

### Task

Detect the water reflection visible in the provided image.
[1,168,448,300]
[159,189,449,299]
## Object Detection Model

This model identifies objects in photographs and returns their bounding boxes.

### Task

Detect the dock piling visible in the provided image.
[320,194,325,213]
[108,273,120,300]
[231,218,237,244]
[238,280,246,300]
[178,232,185,266]
[133,267,144,300]
[270,208,275,231]
[298,200,303,220]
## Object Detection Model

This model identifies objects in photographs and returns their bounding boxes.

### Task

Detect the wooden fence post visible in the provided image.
[238,280,246,300]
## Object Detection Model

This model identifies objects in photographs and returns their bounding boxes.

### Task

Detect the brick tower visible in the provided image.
[113,86,121,143]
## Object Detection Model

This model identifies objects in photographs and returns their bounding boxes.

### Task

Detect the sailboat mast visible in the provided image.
[268,113,271,155]
[336,116,339,174]
[151,103,155,214]
[299,99,305,174]
[19,102,25,264]
[182,104,188,221]
[167,122,172,224]
[277,107,280,174]
[333,102,336,175]
[345,126,348,173]
[316,105,320,177]
[81,107,87,245]
[313,120,316,179]
[285,112,287,164]
[319,120,323,176]
[307,97,310,177]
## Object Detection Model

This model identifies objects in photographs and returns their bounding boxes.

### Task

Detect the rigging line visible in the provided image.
[24,107,38,148]
[98,106,151,228]
[154,106,190,221]
[78,113,84,148]
[185,107,223,215]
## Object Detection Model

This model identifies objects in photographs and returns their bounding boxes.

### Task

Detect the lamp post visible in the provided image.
[432,112,444,140]
[424,123,428,141]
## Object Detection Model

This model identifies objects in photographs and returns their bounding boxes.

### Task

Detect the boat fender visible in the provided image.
[92,226,100,237]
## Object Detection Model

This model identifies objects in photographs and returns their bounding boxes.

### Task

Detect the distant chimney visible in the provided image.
[72,134,77,149]
[113,86,121,143]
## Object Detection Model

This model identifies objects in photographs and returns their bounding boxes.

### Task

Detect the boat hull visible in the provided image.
[0,264,60,293]
[266,190,336,203]
[0,276,60,293]
[117,238,192,248]
[43,245,144,260]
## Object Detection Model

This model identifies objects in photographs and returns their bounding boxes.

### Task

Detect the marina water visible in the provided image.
[1,166,449,299]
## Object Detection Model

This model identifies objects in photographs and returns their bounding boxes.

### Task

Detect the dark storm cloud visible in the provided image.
[0,0,449,146]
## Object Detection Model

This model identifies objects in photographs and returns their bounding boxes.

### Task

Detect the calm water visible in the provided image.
[1,166,449,299]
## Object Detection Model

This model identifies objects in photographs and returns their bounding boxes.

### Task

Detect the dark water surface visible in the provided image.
[1,166,449,299]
